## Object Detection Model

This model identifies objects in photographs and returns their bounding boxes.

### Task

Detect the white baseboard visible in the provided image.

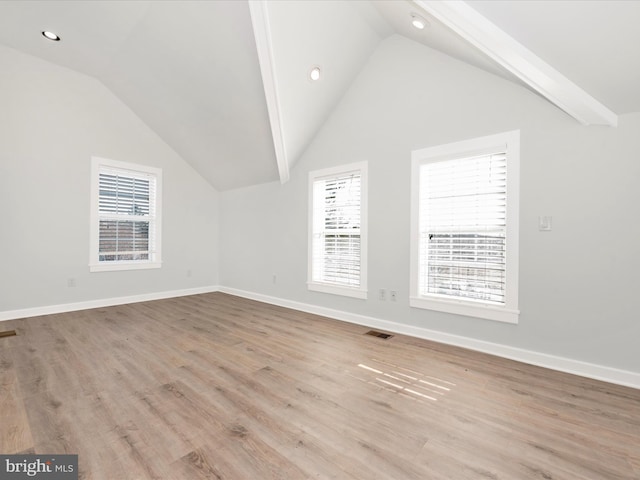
[3,284,638,390]
[219,286,640,390]
[0,285,220,322]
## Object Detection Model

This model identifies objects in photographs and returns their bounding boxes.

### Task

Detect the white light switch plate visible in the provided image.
[538,216,552,231]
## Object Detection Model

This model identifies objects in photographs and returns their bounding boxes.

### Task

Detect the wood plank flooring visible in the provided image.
[0,292,638,479]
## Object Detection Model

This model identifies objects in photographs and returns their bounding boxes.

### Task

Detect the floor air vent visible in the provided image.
[0,330,17,338]
[365,330,393,340]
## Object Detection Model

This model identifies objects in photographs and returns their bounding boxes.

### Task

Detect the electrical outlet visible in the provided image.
[379,289,386,301]
[187,269,192,278]
[67,278,76,288]
[390,291,397,302]
[272,274,277,284]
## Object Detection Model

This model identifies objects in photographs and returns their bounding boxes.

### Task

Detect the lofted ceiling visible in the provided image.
[468,0,640,115]
[0,0,278,191]
[0,1,638,191]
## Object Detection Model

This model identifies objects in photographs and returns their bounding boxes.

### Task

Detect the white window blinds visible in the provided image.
[311,170,362,289]
[98,166,157,263]
[419,152,507,304]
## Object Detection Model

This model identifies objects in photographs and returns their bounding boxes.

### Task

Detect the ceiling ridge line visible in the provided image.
[414,0,618,127]
[249,0,290,184]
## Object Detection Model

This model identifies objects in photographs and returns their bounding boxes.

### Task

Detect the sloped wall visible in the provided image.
[0,45,219,313]
[220,35,640,376]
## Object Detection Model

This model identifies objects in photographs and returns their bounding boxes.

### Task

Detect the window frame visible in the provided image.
[89,156,163,272]
[307,161,368,299]
[410,131,520,324]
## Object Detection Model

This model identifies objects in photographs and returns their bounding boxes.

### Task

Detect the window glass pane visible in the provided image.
[419,153,507,304]
[312,171,362,287]
[97,167,154,263]
[99,220,150,255]
[99,173,151,216]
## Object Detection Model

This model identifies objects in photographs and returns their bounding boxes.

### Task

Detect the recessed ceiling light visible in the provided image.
[310,66,321,81]
[42,31,61,41]
[410,13,427,30]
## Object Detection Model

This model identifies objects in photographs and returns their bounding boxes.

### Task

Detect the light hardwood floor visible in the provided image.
[1,292,638,479]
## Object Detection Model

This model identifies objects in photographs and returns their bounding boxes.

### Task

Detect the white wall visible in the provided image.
[0,45,219,313]
[220,35,640,375]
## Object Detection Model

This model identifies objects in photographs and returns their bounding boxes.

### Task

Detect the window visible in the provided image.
[410,131,519,323]
[308,162,368,299]
[90,157,162,272]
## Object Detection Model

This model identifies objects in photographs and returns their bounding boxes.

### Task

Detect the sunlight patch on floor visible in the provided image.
[356,359,456,403]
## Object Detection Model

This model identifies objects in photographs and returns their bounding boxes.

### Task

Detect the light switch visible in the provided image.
[538,216,552,231]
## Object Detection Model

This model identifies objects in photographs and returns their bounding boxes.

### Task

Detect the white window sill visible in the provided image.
[308,282,367,300]
[410,295,519,324]
[90,261,162,273]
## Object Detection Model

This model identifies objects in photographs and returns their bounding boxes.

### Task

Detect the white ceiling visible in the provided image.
[373,0,523,86]
[0,1,638,190]
[0,0,278,191]
[469,0,640,115]
[262,1,384,172]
